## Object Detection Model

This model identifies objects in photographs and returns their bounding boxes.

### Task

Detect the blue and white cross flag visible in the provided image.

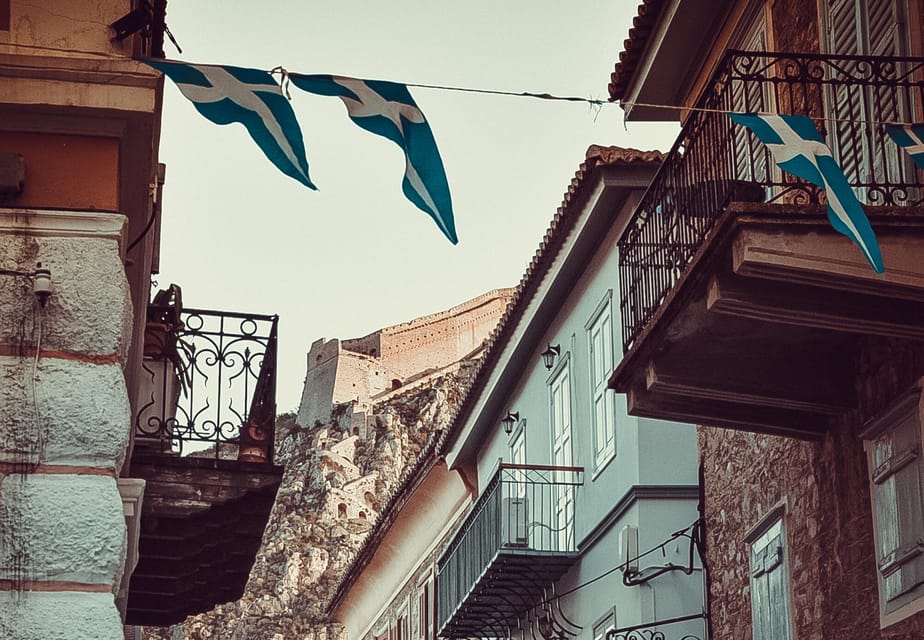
[145,60,316,189]
[289,74,458,244]
[728,113,884,273]
[885,123,924,171]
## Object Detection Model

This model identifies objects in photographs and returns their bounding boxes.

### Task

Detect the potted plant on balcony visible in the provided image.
[136,284,193,450]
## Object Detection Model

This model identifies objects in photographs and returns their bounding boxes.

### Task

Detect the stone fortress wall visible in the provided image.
[297,289,513,429]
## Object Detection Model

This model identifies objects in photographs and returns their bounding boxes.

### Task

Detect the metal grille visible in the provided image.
[618,51,924,353]
[436,464,584,635]
[134,306,278,463]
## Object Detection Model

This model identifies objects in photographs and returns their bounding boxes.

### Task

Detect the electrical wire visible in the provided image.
[536,520,701,606]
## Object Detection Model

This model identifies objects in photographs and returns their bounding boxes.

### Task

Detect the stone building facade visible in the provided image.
[607,1,924,638]
[700,339,924,640]
[0,2,165,638]
[297,289,513,429]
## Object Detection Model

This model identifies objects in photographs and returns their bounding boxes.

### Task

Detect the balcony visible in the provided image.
[125,303,284,625]
[437,464,584,639]
[610,51,924,438]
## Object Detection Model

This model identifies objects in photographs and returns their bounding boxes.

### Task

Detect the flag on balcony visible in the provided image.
[728,113,884,273]
[289,74,458,244]
[885,123,924,170]
[145,60,316,189]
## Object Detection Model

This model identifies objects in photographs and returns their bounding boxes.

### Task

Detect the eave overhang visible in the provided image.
[610,0,735,121]
[609,203,924,438]
[443,160,661,470]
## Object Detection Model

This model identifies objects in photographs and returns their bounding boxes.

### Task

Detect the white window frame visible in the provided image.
[861,385,924,628]
[549,352,575,550]
[591,607,616,640]
[745,505,793,640]
[509,417,526,466]
[394,599,410,640]
[585,291,617,473]
[416,571,434,640]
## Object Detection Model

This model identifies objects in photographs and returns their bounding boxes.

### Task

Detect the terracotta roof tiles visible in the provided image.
[608,0,666,102]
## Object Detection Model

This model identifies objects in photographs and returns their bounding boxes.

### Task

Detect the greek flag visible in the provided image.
[885,123,924,170]
[728,113,884,273]
[289,74,457,244]
[145,60,315,189]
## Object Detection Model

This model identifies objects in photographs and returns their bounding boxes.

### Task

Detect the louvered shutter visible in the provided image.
[870,409,924,602]
[824,0,911,198]
[731,14,770,185]
[749,519,793,640]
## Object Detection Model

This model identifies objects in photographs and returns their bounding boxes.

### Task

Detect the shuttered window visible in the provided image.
[749,517,793,640]
[550,358,575,550]
[862,389,924,620]
[731,9,772,185]
[821,0,911,196]
[586,293,616,469]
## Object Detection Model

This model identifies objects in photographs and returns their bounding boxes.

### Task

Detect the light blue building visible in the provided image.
[328,146,706,640]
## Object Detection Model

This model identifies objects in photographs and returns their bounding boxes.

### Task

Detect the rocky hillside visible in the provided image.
[143,362,476,640]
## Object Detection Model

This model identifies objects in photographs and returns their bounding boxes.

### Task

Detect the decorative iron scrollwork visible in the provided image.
[134,305,278,463]
[618,50,924,353]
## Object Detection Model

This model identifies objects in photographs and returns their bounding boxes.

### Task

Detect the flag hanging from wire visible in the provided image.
[885,123,924,170]
[145,60,316,189]
[728,113,884,273]
[289,74,457,244]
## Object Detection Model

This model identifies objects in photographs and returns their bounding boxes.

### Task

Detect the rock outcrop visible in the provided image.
[143,361,476,640]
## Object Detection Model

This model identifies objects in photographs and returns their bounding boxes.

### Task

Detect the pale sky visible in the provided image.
[154,1,679,412]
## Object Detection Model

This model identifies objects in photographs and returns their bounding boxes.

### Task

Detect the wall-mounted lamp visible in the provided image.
[540,343,560,370]
[0,262,52,307]
[501,411,520,435]
[33,263,52,307]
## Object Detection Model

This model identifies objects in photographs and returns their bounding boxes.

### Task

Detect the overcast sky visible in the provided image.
[154,1,678,412]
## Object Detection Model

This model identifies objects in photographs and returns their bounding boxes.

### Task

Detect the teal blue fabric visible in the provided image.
[728,113,884,273]
[886,123,924,170]
[145,60,315,189]
[291,74,457,244]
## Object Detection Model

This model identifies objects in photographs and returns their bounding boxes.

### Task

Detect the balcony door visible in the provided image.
[550,360,574,551]
[822,0,913,197]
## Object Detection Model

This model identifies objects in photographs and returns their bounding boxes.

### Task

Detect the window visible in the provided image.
[747,512,793,640]
[394,603,409,640]
[550,356,574,549]
[417,574,435,640]
[586,293,616,470]
[862,388,924,624]
[510,419,526,465]
[592,607,616,640]
[821,0,912,194]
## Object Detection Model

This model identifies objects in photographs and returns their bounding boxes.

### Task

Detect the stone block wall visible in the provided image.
[298,289,512,429]
[700,338,924,640]
[0,211,133,639]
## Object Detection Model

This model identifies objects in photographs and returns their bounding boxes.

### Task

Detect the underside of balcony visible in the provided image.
[610,203,924,439]
[125,454,283,626]
[440,549,579,639]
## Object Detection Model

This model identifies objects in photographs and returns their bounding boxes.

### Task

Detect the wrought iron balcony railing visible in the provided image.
[437,463,584,638]
[134,306,278,464]
[618,51,924,353]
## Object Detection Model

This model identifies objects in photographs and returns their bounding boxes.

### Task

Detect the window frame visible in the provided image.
[591,606,617,640]
[548,350,575,550]
[585,290,617,473]
[744,504,793,640]
[861,385,924,628]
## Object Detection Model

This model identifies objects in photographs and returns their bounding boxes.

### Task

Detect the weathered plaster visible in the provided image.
[0,474,126,586]
[0,356,130,470]
[0,590,124,640]
[0,211,132,359]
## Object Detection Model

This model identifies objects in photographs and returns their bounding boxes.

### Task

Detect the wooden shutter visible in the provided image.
[871,409,924,601]
[749,520,792,640]
[824,0,911,193]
